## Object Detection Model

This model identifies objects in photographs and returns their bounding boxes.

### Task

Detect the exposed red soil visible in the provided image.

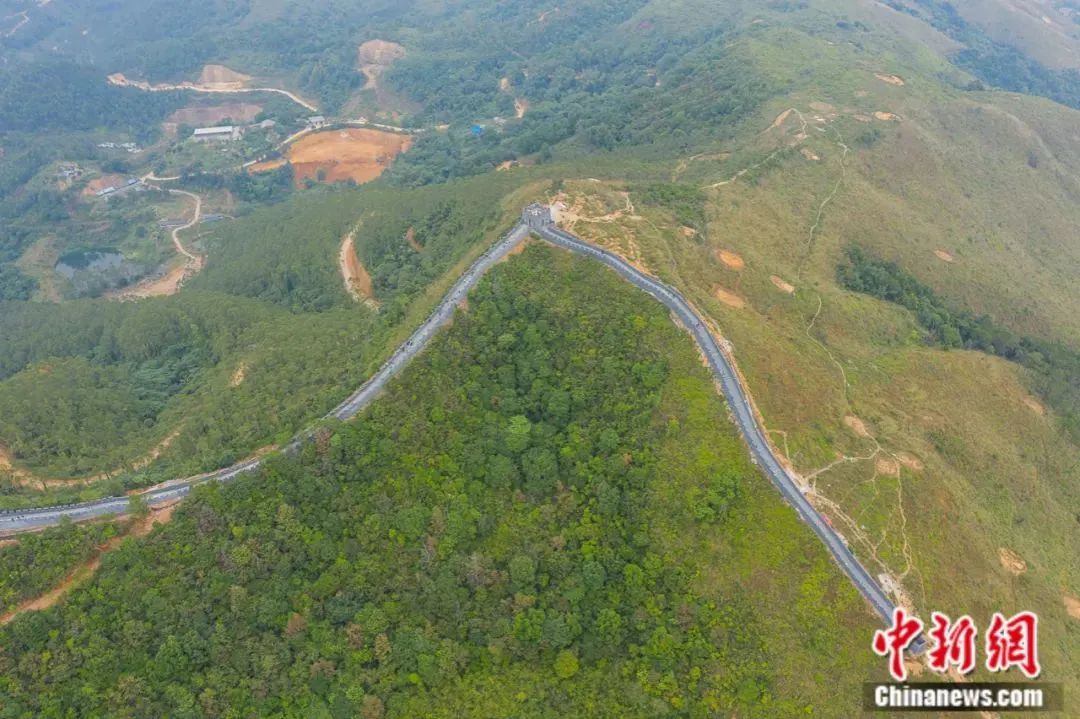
[287,128,412,187]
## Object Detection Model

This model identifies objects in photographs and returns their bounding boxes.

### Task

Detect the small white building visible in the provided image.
[305,116,328,129]
[192,126,242,142]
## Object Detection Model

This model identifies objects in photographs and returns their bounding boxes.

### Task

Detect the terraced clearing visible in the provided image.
[284,127,412,186]
[165,102,263,127]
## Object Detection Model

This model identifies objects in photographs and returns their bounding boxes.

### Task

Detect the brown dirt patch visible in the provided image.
[107,257,190,300]
[1022,395,1046,416]
[712,286,746,308]
[514,97,529,119]
[340,232,377,304]
[875,72,905,86]
[852,114,873,123]
[358,39,406,66]
[809,101,835,112]
[897,452,924,471]
[166,102,262,126]
[934,249,955,263]
[876,457,901,476]
[405,226,423,252]
[496,160,518,172]
[358,39,406,89]
[197,64,251,89]
[800,147,820,161]
[874,111,900,121]
[716,249,745,270]
[844,414,872,437]
[499,77,511,92]
[81,174,127,198]
[248,158,287,174]
[230,362,248,387]
[998,547,1027,576]
[130,500,180,538]
[680,226,698,238]
[770,275,795,293]
[288,128,411,187]
[904,658,926,678]
[1064,594,1080,620]
[768,108,794,130]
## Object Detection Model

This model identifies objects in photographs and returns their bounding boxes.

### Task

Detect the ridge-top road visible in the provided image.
[0,208,916,646]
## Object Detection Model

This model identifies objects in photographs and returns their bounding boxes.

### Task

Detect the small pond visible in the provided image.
[54,249,148,296]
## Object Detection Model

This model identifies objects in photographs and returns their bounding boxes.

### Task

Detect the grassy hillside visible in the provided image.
[529,15,1080,690]
[0,247,887,717]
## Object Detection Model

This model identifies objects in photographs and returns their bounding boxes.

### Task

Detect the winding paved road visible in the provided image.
[0,222,529,533]
[0,210,918,647]
[536,224,922,649]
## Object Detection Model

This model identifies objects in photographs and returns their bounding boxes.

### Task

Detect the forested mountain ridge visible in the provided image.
[0,0,1079,710]
[0,247,887,717]
[0,176,533,500]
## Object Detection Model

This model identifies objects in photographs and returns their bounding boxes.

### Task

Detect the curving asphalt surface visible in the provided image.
[0,222,530,534]
[0,212,918,647]
[536,224,923,650]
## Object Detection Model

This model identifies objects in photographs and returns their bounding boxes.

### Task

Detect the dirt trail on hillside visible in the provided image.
[108,71,318,112]
[1,431,179,490]
[109,189,204,300]
[339,230,378,306]
[0,501,179,626]
[3,10,28,37]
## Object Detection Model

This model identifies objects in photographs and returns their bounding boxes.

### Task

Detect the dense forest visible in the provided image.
[0,287,396,487]
[0,247,882,717]
[0,62,182,137]
[0,293,280,475]
[0,176,528,493]
[0,521,118,616]
[838,246,1080,439]
[0,266,37,302]
[385,24,773,186]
